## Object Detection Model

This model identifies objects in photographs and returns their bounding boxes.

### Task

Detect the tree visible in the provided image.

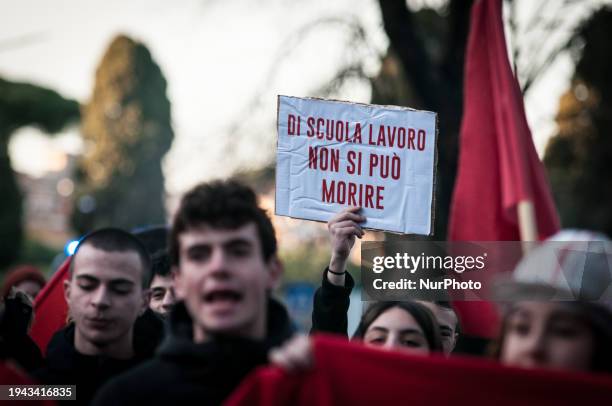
[72,35,174,233]
[0,78,79,268]
[544,7,612,236]
[373,0,473,239]
[374,0,603,239]
[223,1,472,239]
[219,0,601,240]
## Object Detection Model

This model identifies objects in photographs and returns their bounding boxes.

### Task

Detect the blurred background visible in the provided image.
[1,0,611,331]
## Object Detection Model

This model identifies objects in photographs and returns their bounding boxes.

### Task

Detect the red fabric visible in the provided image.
[29,258,70,355]
[0,361,57,405]
[447,0,560,337]
[226,335,612,406]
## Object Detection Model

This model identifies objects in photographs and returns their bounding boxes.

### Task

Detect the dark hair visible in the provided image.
[169,180,277,266]
[71,227,152,288]
[133,225,168,254]
[353,301,444,352]
[432,300,461,335]
[151,249,171,280]
[493,302,612,373]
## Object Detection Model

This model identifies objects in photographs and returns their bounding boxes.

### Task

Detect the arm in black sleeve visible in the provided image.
[310,268,355,337]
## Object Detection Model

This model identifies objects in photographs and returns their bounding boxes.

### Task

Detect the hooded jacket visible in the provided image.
[310,267,355,337]
[33,323,153,405]
[0,293,43,372]
[91,298,294,406]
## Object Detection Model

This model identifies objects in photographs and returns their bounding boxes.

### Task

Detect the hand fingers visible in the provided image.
[344,206,362,213]
[269,346,309,372]
[269,348,294,370]
[332,220,363,231]
[284,336,313,368]
[332,224,364,239]
[269,336,313,372]
[329,209,366,228]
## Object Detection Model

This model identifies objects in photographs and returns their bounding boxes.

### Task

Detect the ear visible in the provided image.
[266,255,283,290]
[172,266,186,300]
[63,278,72,305]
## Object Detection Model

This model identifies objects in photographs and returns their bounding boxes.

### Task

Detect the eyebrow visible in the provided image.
[368,326,425,336]
[508,308,530,318]
[185,237,253,250]
[109,279,135,287]
[75,275,99,283]
[151,287,167,294]
[548,312,583,323]
[75,274,134,286]
[439,325,453,333]
[223,238,254,249]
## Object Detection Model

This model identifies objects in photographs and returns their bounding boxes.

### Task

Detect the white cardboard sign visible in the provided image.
[275,95,437,235]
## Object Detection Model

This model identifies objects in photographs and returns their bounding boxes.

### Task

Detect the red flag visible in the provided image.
[226,335,612,406]
[29,258,70,354]
[447,0,560,337]
[0,361,57,405]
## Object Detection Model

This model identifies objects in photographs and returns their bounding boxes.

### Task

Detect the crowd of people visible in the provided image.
[1,179,612,405]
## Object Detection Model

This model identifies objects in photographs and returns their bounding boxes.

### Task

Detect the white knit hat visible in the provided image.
[494,230,612,306]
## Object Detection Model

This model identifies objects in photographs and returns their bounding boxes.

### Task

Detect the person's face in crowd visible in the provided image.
[363,306,430,355]
[14,280,43,300]
[500,301,595,372]
[64,244,148,354]
[149,274,176,317]
[418,301,458,354]
[174,223,281,342]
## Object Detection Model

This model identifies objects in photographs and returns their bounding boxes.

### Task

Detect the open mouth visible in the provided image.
[203,289,243,304]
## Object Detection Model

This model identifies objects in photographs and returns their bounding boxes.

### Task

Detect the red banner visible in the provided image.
[226,335,612,406]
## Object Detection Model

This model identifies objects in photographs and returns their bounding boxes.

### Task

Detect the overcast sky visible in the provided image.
[0,0,599,198]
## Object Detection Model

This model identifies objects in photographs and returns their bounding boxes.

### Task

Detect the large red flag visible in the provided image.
[447,0,560,338]
[226,335,612,406]
[29,258,70,354]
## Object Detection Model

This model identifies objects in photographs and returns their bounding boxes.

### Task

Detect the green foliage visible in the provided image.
[0,78,79,268]
[0,78,79,136]
[15,239,58,275]
[544,8,612,237]
[0,239,59,283]
[0,150,22,268]
[72,35,174,233]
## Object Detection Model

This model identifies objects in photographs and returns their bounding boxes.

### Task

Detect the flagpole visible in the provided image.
[518,200,537,254]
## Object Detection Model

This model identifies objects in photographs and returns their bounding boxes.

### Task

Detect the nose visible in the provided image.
[382,335,400,351]
[90,285,111,309]
[208,248,232,279]
[521,330,548,366]
[162,288,176,310]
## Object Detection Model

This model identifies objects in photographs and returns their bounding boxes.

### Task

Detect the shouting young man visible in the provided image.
[93,180,294,405]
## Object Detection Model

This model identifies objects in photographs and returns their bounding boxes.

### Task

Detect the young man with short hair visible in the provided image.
[148,250,176,317]
[93,180,294,405]
[34,228,153,405]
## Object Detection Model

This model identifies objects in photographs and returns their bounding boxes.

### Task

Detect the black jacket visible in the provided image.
[91,298,294,406]
[33,323,154,405]
[133,307,165,355]
[310,267,355,337]
[0,294,44,372]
